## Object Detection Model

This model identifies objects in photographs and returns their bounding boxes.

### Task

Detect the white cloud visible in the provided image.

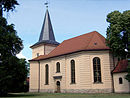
[16,52,26,59]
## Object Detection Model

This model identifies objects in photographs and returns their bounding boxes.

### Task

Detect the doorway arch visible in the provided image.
[56,81,60,93]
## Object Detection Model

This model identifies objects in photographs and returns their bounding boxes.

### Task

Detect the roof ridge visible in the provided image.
[96,32,106,43]
[63,31,96,42]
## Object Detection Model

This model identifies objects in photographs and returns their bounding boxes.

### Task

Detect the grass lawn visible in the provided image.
[1,93,130,98]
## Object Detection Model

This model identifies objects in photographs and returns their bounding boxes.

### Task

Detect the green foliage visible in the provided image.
[0,17,23,56]
[0,17,27,96]
[125,60,130,82]
[0,57,28,93]
[106,10,130,59]
[106,10,130,82]
[0,0,19,16]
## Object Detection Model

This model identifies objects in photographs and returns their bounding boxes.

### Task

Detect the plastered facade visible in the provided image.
[30,50,116,93]
[31,44,57,58]
[113,72,130,93]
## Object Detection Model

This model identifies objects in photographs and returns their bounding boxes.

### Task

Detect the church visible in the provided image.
[29,8,129,93]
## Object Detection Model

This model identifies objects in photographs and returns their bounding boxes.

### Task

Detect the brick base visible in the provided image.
[29,89,39,92]
[61,89,112,93]
[30,88,112,93]
[29,89,54,93]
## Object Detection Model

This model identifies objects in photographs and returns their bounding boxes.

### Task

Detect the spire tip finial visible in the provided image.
[44,1,49,9]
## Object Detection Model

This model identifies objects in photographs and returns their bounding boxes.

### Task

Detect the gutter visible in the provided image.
[112,54,115,93]
[38,60,40,92]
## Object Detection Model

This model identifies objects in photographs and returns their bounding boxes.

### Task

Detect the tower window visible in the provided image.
[37,53,39,57]
[93,57,102,83]
[71,60,76,84]
[119,77,123,84]
[56,62,60,73]
[45,64,49,85]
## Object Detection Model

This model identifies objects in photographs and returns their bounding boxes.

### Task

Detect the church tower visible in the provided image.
[30,7,59,58]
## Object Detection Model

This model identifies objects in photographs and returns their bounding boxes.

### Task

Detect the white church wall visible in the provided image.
[29,61,39,92]
[90,51,113,92]
[113,72,130,93]
[45,44,57,55]
[40,59,54,91]
[32,44,57,58]
[40,56,66,92]
[32,45,45,58]
[30,50,114,93]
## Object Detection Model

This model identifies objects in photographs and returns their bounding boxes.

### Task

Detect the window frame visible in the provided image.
[70,60,76,84]
[56,62,60,73]
[119,77,123,84]
[93,57,102,83]
[45,64,49,85]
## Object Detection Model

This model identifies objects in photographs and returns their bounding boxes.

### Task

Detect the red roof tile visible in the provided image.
[30,31,110,61]
[113,60,128,73]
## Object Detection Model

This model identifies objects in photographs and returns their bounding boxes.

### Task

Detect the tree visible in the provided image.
[0,17,23,56]
[0,17,27,96]
[106,10,130,59]
[0,57,28,93]
[0,0,19,16]
[106,10,130,84]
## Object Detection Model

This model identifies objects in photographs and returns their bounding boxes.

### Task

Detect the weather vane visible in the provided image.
[44,0,49,8]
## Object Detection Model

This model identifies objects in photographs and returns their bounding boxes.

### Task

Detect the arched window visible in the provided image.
[93,57,102,83]
[71,60,75,84]
[56,62,60,73]
[119,77,123,84]
[45,64,49,85]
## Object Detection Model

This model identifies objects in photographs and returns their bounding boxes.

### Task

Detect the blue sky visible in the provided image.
[4,0,130,60]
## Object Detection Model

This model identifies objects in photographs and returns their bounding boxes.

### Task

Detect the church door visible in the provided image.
[56,81,60,93]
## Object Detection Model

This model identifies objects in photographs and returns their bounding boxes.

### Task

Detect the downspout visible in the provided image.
[65,55,67,92]
[111,73,115,93]
[112,54,115,93]
[38,60,40,92]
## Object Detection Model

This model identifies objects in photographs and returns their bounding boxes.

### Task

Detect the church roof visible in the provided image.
[30,9,59,48]
[113,59,128,73]
[30,31,110,61]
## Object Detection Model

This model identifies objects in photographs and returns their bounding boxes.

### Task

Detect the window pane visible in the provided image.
[93,57,102,83]
[45,64,49,84]
[56,62,60,72]
[98,77,101,82]
[71,60,75,83]
[119,77,123,84]
[94,77,97,82]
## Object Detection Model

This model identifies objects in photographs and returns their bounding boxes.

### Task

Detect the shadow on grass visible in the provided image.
[3,93,39,97]
[2,93,130,98]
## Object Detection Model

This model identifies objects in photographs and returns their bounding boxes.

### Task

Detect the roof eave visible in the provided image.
[30,41,60,49]
[113,71,127,74]
[29,48,110,61]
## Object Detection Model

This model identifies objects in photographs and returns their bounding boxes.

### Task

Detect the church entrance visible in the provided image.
[56,81,60,93]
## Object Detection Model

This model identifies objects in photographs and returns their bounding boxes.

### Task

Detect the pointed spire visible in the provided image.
[38,7,59,45]
[30,5,59,48]
[39,9,55,41]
